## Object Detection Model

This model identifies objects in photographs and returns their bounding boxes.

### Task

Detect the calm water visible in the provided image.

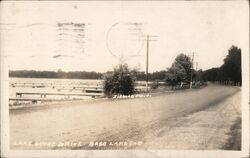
[9,78,150,100]
[9,78,103,99]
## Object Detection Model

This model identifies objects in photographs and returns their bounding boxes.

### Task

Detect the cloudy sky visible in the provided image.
[0,1,248,72]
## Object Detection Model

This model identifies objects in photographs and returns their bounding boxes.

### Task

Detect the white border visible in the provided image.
[1,1,249,158]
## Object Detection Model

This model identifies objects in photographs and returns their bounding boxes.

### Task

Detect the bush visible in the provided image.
[104,64,135,96]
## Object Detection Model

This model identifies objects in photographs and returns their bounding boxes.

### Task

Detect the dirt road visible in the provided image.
[10,84,241,150]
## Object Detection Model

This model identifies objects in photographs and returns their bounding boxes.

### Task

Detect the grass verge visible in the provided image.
[223,117,241,150]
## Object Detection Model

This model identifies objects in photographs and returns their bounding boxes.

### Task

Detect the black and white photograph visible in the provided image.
[0,1,249,158]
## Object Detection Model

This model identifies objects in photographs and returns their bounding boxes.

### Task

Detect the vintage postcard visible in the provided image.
[0,1,249,158]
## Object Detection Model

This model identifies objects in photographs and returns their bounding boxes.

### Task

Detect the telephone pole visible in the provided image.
[145,35,157,93]
[189,52,198,88]
[146,35,149,92]
[133,33,157,93]
[190,52,194,88]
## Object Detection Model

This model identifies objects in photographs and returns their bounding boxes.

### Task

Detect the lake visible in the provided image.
[9,78,150,106]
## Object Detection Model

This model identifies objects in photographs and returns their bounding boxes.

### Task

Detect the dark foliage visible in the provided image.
[9,70,167,81]
[131,70,167,81]
[221,46,241,83]
[202,45,241,84]
[9,70,103,79]
[104,64,135,96]
[165,53,192,86]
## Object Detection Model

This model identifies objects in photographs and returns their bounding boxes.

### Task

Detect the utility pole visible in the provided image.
[144,34,157,93]
[136,34,157,93]
[146,35,149,93]
[189,52,199,88]
[190,52,194,89]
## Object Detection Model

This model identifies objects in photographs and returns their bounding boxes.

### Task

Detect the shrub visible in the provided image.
[104,64,135,96]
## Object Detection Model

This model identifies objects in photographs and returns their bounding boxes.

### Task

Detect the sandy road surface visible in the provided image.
[10,84,241,150]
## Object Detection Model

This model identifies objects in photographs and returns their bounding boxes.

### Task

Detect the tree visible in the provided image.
[165,54,192,86]
[202,45,241,85]
[221,45,241,83]
[202,68,219,82]
[195,69,203,82]
[103,63,135,96]
[165,62,186,86]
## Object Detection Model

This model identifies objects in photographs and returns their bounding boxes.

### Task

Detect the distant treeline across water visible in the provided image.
[9,70,103,80]
[9,70,167,81]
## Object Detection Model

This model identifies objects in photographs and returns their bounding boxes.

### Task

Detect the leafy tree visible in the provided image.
[221,45,241,83]
[165,54,192,86]
[202,45,241,85]
[194,69,203,82]
[104,63,135,96]
[165,62,186,86]
[202,68,219,82]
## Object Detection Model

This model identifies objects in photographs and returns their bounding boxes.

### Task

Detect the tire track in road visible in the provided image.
[74,90,241,150]
[10,85,240,150]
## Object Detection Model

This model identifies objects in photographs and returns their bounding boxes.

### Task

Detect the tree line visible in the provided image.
[9,45,241,88]
[103,45,241,96]
[9,70,103,79]
[202,45,241,85]
[9,69,166,81]
[164,45,241,86]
